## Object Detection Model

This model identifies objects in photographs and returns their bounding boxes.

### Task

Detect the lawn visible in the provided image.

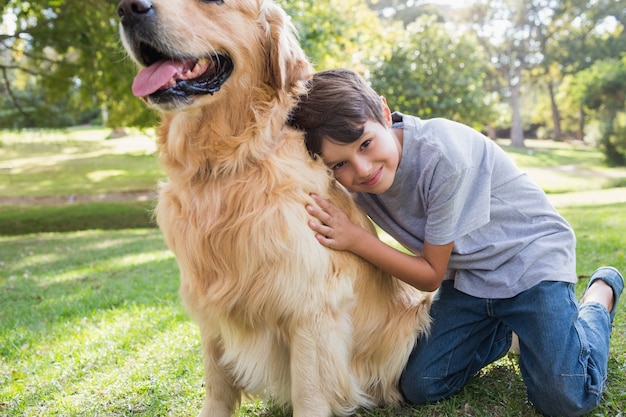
[498,139,626,194]
[0,127,160,199]
[1,129,625,416]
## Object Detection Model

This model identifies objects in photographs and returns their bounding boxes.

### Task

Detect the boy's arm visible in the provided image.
[306,194,452,292]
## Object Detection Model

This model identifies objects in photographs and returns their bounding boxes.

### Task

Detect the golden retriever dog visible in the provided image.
[116,0,431,416]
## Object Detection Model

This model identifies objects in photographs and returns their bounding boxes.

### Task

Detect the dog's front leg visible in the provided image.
[289,311,365,417]
[198,337,240,417]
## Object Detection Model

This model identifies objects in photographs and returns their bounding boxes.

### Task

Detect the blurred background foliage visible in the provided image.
[1,0,625,163]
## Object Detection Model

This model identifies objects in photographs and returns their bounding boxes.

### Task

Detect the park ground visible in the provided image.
[0,128,625,416]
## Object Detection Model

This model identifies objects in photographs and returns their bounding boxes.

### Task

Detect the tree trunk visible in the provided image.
[510,82,525,148]
[486,124,497,140]
[601,109,625,165]
[547,79,562,142]
[107,128,128,139]
[577,106,586,142]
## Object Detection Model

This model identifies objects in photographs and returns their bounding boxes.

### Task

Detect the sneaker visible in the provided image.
[584,266,624,323]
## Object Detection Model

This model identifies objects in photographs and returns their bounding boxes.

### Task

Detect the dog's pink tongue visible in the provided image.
[132,60,183,97]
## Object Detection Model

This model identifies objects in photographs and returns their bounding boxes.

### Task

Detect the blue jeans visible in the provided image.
[400,280,612,417]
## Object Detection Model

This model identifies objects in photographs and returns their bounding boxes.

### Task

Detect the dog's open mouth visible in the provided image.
[131,42,233,100]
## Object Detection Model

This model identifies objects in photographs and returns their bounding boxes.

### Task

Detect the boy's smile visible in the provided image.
[360,166,383,187]
[321,119,403,194]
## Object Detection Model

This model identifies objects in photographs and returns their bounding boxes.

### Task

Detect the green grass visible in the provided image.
[0,230,205,416]
[1,130,625,200]
[1,129,625,416]
[0,201,156,236]
[0,127,161,198]
[498,139,626,193]
[1,207,624,416]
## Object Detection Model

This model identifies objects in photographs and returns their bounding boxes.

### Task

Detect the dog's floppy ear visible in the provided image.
[261,1,312,93]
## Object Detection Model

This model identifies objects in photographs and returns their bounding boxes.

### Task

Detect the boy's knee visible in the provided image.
[399,371,461,405]
[529,382,601,417]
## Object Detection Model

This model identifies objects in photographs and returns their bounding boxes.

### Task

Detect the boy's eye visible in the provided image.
[332,161,346,170]
[360,139,372,150]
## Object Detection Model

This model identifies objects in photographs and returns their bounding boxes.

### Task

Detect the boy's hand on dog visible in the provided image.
[306,194,365,251]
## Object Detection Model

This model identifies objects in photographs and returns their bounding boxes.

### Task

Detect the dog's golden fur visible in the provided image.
[118,0,431,415]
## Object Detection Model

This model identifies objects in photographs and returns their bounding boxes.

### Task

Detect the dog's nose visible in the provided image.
[117,0,154,22]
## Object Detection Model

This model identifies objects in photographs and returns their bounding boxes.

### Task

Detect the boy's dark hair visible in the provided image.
[288,68,387,157]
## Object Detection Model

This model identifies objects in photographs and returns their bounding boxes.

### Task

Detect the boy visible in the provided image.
[288,68,623,416]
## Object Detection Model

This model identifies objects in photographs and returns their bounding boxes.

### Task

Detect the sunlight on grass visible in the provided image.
[87,169,128,182]
[0,229,206,416]
[498,138,604,166]
[35,249,174,285]
[6,307,202,416]
[0,126,156,145]
[523,167,606,193]
[3,129,626,198]
[497,139,626,193]
[0,128,160,198]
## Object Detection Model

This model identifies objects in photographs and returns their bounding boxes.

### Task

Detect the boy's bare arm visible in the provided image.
[306,194,452,292]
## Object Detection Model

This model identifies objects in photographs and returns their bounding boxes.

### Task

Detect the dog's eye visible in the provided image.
[200,0,224,4]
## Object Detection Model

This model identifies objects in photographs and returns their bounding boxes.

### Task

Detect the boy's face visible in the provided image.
[320,119,402,194]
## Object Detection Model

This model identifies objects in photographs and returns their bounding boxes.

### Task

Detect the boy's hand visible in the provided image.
[305,194,364,251]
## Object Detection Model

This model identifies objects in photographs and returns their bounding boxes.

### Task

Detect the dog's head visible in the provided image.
[117,0,311,111]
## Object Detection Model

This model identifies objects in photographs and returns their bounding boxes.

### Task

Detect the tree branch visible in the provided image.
[1,65,29,120]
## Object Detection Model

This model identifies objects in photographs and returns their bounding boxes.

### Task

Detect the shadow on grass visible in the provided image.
[0,200,156,235]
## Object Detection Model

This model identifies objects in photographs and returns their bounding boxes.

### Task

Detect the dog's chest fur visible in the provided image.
[152,116,360,401]
[154,110,352,313]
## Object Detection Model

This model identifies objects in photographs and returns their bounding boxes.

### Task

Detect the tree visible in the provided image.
[1,0,391,130]
[279,0,391,73]
[1,0,156,129]
[544,0,626,141]
[572,58,626,166]
[463,0,549,148]
[369,15,494,127]
[365,0,448,26]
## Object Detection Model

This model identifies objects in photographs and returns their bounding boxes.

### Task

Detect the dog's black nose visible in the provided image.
[117,0,154,21]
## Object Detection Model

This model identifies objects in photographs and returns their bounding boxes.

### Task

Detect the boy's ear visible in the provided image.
[380,96,392,127]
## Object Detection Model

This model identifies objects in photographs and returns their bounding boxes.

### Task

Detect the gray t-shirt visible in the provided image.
[356,112,577,298]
